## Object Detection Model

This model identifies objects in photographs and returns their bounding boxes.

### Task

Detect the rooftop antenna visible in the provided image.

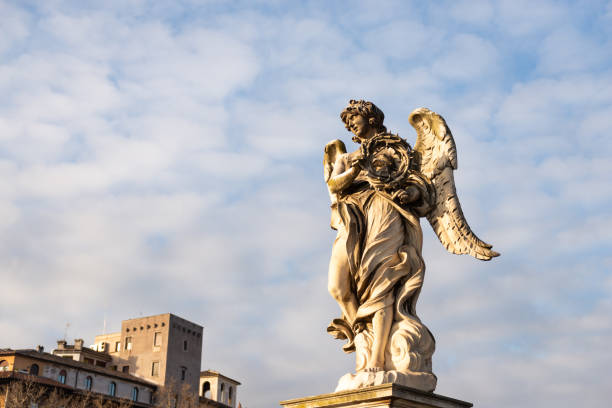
[64,323,71,340]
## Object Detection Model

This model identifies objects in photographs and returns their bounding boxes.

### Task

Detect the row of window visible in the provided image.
[2,361,144,403]
[107,364,130,373]
[201,381,234,405]
[2,362,41,376]
[123,333,190,352]
[220,382,234,405]
[172,324,202,338]
[57,370,140,401]
[83,357,107,368]
[126,322,165,333]
[123,331,164,352]
[7,362,131,384]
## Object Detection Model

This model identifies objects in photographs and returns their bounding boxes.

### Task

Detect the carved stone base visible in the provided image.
[280,383,472,408]
[334,317,437,393]
[335,370,437,393]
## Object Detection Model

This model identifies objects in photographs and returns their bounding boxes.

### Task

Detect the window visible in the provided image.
[183,340,188,351]
[95,361,106,368]
[154,332,162,347]
[125,337,133,351]
[132,387,139,402]
[114,341,121,352]
[29,364,39,376]
[109,382,116,397]
[151,361,159,377]
[58,369,67,384]
[122,365,129,373]
[229,386,233,405]
[180,366,187,381]
[84,357,94,365]
[220,383,225,402]
[85,376,93,391]
[202,381,210,398]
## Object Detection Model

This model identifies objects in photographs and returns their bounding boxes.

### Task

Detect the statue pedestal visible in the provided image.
[280,383,472,408]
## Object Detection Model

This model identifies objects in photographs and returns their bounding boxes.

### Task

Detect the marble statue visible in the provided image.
[324,100,499,392]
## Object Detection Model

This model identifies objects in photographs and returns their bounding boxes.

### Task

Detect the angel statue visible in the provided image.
[324,100,498,392]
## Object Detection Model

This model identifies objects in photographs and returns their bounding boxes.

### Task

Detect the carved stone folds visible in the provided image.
[336,319,437,392]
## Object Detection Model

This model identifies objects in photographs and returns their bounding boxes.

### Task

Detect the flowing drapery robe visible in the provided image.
[332,154,432,324]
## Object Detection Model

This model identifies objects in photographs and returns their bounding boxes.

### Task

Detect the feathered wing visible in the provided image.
[324,139,347,200]
[409,108,499,261]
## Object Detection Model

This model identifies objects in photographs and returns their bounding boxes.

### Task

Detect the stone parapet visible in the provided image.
[280,383,472,408]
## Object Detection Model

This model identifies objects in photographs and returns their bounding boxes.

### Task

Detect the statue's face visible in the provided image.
[348,113,371,140]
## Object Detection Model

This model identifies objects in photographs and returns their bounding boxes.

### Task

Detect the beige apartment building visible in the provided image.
[92,313,203,393]
[1,313,240,407]
[0,347,156,406]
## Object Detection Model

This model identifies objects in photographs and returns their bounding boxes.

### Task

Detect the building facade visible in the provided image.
[1,313,241,407]
[93,313,203,393]
[53,338,112,367]
[199,370,240,408]
[0,347,156,406]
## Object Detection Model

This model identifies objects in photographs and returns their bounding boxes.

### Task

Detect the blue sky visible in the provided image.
[1,1,611,407]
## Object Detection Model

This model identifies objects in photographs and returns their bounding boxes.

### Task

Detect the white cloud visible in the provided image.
[537,28,610,74]
[448,0,495,26]
[432,34,500,81]
[497,0,568,37]
[0,1,30,55]
[0,2,611,408]
[362,20,444,60]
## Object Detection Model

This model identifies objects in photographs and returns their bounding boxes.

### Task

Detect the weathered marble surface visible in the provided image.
[280,383,472,408]
[324,100,498,392]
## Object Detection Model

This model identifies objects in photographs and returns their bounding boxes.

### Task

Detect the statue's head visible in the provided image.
[340,99,387,143]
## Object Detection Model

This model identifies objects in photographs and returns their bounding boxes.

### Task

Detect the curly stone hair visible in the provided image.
[340,99,387,142]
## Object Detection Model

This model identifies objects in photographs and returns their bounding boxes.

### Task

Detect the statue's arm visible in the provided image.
[327,154,361,194]
[403,184,421,202]
[392,182,423,207]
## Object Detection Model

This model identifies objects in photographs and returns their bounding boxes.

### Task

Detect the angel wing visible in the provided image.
[409,108,499,261]
[324,139,347,200]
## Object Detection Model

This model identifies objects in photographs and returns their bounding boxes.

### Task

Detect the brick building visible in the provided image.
[0,313,241,407]
[92,313,203,393]
[0,347,156,406]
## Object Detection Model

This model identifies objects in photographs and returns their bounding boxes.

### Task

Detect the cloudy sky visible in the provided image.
[1,0,611,407]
